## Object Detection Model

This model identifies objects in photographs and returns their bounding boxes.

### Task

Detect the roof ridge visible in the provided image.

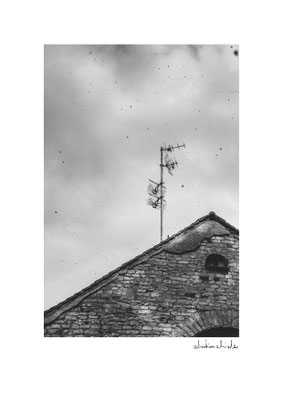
[44,211,238,324]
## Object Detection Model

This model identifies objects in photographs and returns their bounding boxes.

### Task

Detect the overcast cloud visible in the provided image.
[45,45,239,309]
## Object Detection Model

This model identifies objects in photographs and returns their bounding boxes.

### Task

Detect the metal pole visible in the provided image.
[160,146,164,242]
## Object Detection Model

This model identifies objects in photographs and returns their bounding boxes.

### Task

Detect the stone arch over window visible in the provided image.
[206,253,228,272]
[195,327,239,337]
[174,310,239,337]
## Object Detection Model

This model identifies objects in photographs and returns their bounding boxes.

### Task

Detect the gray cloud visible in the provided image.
[45,45,238,309]
[188,45,203,60]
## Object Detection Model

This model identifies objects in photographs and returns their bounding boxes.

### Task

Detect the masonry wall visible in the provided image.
[44,234,239,337]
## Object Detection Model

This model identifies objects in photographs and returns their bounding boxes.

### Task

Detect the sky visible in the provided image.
[44,44,239,309]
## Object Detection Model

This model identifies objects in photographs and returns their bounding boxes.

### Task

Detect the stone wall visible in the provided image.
[44,234,239,337]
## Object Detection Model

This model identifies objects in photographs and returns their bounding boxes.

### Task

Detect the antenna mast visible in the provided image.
[160,146,164,242]
[147,142,186,242]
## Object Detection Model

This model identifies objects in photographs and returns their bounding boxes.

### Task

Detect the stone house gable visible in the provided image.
[44,211,239,337]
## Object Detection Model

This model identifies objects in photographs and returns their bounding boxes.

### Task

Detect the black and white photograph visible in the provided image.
[2,1,283,399]
[44,44,239,337]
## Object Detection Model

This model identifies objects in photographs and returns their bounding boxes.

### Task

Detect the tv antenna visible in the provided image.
[147,142,186,242]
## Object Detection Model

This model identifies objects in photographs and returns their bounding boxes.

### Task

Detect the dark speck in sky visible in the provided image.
[233,50,238,56]
[54,211,58,214]
[220,148,222,150]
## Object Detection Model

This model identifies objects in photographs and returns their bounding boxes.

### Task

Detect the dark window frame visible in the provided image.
[205,253,229,273]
